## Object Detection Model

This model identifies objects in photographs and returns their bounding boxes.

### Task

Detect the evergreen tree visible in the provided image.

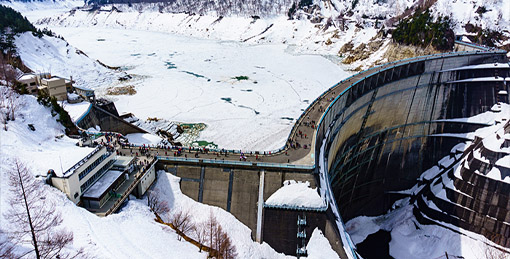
[392,10,454,51]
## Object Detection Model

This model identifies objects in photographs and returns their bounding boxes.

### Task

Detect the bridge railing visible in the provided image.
[275,48,506,157]
[156,156,314,170]
[104,158,157,216]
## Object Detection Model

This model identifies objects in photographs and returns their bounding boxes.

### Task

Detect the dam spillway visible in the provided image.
[315,50,510,254]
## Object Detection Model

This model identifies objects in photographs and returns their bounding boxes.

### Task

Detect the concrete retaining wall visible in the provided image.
[77,104,146,135]
[160,162,316,240]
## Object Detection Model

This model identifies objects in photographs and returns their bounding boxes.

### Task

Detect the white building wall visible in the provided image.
[51,147,116,204]
[137,164,156,196]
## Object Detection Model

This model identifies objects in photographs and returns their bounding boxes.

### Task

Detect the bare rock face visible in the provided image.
[106,85,137,95]
[381,43,437,63]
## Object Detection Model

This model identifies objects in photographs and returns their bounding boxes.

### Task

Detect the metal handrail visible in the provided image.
[155,156,314,170]
[104,158,157,216]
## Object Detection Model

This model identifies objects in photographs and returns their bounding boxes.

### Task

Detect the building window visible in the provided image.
[78,153,111,180]
[80,160,115,192]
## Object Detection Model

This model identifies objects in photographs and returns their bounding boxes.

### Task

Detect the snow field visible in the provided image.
[37,27,350,150]
[63,101,92,122]
[154,171,340,258]
[14,32,118,90]
[126,133,164,145]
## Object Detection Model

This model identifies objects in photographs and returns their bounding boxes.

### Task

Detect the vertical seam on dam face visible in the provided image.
[227,169,234,212]
[199,166,205,203]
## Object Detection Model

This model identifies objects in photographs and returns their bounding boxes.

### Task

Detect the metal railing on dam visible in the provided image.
[156,156,314,172]
[314,49,509,258]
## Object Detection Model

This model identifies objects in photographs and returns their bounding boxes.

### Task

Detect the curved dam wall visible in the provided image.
[314,50,509,252]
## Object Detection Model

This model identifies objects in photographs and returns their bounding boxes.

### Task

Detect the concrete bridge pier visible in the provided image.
[256,170,265,243]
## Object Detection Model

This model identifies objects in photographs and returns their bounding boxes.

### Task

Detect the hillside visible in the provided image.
[19,0,507,71]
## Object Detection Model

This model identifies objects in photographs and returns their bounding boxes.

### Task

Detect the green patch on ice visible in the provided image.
[148,53,156,56]
[131,53,140,56]
[192,140,218,148]
[176,123,207,146]
[180,123,206,129]
[221,97,232,103]
[119,66,135,71]
[232,75,249,81]
[165,61,177,69]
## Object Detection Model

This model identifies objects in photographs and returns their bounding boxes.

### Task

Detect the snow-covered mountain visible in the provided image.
[12,0,504,70]
[14,32,120,89]
[3,0,509,72]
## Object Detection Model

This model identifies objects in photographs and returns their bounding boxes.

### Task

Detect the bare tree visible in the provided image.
[4,160,80,259]
[204,210,219,253]
[192,222,207,252]
[147,188,170,216]
[170,209,193,241]
[335,12,346,31]
[0,85,17,130]
[0,52,17,87]
[0,231,15,259]
[6,89,17,121]
[217,228,236,259]
[1,107,7,131]
[204,211,236,259]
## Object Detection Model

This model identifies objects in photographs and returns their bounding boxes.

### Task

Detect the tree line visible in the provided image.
[391,10,455,51]
[0,5,58,54]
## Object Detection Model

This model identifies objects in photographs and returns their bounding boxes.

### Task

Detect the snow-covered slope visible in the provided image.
[265,180,325,208]
[14,32,118,89]
[0,0,83,21]
[431,0,510,35]
[0,86,204,258]
[0,86,338,258]
[6,0,510,68]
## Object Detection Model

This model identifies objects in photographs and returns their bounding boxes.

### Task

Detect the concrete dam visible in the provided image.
[315,49,510,256]
[99,46,509,258]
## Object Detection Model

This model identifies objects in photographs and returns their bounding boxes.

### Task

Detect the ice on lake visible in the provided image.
[49,27,350,150]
